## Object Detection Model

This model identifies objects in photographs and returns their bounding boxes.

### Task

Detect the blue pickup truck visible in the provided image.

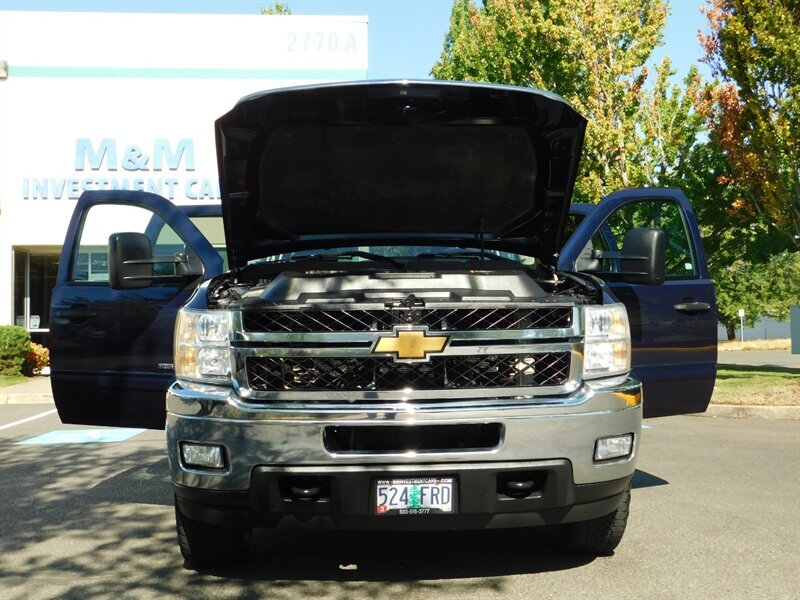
[48,81,717,567]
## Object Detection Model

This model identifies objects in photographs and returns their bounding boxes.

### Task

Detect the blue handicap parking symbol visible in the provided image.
[15,428,146,445]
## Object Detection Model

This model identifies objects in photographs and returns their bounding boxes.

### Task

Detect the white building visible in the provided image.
[0,10,368,344]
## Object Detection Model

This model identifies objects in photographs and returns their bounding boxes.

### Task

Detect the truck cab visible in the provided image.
[49,81,717,567]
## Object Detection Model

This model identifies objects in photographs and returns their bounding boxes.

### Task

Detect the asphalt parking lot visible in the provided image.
[1,405,798,600]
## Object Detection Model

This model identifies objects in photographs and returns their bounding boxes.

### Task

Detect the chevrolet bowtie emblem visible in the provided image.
[373,328,449,362]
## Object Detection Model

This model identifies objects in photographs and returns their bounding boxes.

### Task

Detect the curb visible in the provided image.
[702,404,800,420]
[0,393,54,405]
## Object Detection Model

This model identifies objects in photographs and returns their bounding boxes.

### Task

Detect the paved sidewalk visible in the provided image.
[704,404,800,420]
[0,376,53,405]
[718,349,799,369]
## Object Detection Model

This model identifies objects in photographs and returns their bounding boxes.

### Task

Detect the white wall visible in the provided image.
[718,318,792,342]
[0,10,368,327]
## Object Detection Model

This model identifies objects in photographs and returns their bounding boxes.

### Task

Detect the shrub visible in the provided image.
[0,326,31,376]
[24,342,50,376]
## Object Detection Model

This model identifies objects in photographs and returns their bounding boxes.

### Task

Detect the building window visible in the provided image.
[12,249,60,331]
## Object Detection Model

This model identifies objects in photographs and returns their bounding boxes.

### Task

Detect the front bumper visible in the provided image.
[174,463,632,530]
[166,376,641,529]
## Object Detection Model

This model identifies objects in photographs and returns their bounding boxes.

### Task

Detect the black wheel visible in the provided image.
[175,499,251,567]
[551,484,631,555]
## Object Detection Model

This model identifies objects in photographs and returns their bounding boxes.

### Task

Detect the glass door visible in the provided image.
[12,249,60,332]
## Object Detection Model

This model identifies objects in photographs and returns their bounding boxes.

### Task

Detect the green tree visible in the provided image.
[713,252,800,340]
[261,3,292,15]
[432,0,799,338]
[679,127,800,338]
[671,109,780,338]
[637,64,705,186]
[698,0,800,247]
[691,0,800,336]
[431,0,699,204]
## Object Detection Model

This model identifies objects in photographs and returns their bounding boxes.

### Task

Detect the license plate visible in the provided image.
[374,477,455,515]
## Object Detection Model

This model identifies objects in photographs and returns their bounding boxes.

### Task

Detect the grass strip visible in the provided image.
[0,374,28,388]
[711,365,800,406]
[719,338,791,351]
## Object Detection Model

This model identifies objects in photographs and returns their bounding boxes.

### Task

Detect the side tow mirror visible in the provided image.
[621,227,666,285]
[109,232,153,290]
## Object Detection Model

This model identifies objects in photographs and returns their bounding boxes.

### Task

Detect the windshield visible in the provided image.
[250,245,539,266]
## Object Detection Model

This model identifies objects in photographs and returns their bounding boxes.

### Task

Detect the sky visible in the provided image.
[0,0,713,82]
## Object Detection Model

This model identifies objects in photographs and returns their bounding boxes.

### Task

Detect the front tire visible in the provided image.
[551,484,631,555]
[175,499,251,567]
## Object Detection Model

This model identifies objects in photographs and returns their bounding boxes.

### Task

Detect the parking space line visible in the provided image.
[0,408,58,431]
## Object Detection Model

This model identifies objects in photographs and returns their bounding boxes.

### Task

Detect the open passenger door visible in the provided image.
[561,189,717,418]
[49,190,223,429]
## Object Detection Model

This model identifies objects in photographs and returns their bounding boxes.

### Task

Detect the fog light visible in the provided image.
[594,434,634,461]
[180,442,226,469]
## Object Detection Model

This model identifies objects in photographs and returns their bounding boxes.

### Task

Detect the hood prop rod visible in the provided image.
[479,218,486,268]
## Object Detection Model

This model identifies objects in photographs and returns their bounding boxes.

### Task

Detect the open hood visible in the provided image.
[215,80,586,269]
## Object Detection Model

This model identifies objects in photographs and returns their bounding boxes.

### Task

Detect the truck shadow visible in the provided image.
[201,468,665,582]
[0,443,664,598]
[200,526,595,582]
[631,469,668,489]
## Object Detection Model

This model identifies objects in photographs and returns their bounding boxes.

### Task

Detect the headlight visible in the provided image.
[583,303,631,379]
[175,309,231,383]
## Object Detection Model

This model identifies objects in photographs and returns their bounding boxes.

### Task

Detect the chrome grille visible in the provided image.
[246,352,571,393]
[242,307,572,333]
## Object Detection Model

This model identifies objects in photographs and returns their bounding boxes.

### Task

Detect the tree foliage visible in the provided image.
[697,0,800,247]
[0,326,31,376]
[261,3,292,15]
[681,130,799,338]
[431,0,702,203]
[432,0,799,338]
[690,0,800,336]
[678,130,776,337]
[713,251,800,339]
